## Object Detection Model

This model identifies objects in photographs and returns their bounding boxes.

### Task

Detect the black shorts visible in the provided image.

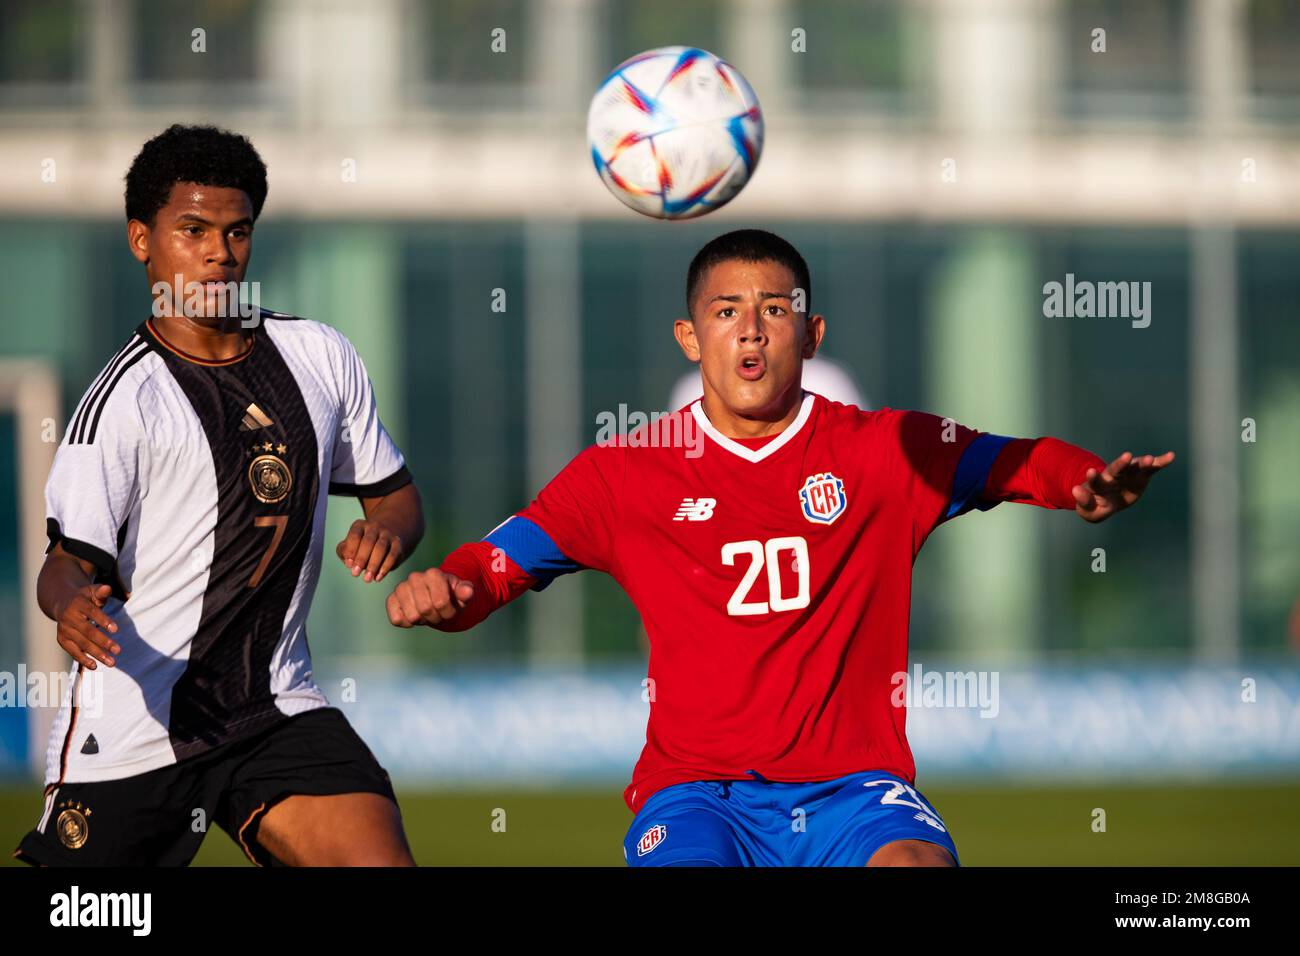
[12,706,396,867]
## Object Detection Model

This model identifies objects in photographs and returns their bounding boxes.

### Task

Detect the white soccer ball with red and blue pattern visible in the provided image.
[587,46,764,220]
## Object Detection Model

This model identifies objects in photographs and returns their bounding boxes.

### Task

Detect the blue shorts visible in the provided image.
[623,770,959,867]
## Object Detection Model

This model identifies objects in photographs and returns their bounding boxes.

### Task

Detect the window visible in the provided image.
[789,0,911,113]
[1245,0,1300,121]
[1061,0,1191,122]
[602,0,724,66]
[410,0,529,110]
[0,0,82,107]
[133,0,260,85]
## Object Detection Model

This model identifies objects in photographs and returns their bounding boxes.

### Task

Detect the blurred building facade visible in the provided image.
[0,0,1296,692]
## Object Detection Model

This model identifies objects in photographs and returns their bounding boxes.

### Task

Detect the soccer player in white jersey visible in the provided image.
[13,125,424,866]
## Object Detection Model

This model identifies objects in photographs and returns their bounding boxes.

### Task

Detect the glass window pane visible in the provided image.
[1239,233,1300,652]
[602,0,723,64]
[790,0,905,94]
[1040,229,1192,652]
[0,0,80,83]
[409,0,529,110]
[1061,0,1191,121]
[421,0,527,85]
[1245,0,1300,120]
[133,0,260,84]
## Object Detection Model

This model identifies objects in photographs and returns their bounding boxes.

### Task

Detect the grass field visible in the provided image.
[3,779,1298,866]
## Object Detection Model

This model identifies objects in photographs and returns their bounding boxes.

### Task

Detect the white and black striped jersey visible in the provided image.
[42,310,411,785]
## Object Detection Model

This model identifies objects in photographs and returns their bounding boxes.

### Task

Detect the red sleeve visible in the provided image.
[885,408,984,539]
[437,541,536,632]
[430,442,626,631]
[515,442,625,575]
[982,437,1107,510]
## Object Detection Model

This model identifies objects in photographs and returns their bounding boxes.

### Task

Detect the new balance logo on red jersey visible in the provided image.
[673,497,716,521]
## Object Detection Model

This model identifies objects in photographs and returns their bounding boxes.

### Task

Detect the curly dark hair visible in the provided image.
[124,124,268,225]
[686,228,812,319]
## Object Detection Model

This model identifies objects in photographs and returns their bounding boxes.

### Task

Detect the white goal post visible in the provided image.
[0,360,62,777]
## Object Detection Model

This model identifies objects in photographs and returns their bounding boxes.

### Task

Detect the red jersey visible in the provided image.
[440,392,1104,812]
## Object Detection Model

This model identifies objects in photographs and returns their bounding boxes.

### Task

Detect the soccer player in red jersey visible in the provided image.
[387,229,1174,867]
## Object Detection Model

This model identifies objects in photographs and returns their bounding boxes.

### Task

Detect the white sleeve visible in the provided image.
[328,332,410,497]
[45,385,144,572]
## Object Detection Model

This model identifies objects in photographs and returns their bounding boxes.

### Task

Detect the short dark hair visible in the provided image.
[685,228,812,318]
[124,124,268,225]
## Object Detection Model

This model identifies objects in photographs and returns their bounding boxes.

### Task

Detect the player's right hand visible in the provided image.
[386,568,475,629]
[55,583,120,669]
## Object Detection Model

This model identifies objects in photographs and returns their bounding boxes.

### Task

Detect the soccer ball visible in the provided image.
[586,46,764,220]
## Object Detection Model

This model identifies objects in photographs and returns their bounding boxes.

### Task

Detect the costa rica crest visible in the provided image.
[799,471,847,525]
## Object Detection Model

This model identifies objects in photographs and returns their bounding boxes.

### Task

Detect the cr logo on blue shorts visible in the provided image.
[623,770,959,867]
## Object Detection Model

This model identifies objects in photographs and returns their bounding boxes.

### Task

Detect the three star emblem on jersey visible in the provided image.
[55,800,92,850]
[799,472,847,525]
[242,400,293,503]
[636,823,667,856]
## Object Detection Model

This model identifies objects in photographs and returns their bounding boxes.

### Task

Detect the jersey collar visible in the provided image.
[142,317,257,367]
[690,390,816,464]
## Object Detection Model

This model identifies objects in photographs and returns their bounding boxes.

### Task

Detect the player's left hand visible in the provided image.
[336,519,405,583]
[1072,450,1175,523]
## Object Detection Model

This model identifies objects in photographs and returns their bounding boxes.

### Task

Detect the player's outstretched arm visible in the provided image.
[1070,450,1176,523]
[389,441,618,631]
[386,539,537,632]
[336,482,425,584]
[975,432,1174,524]
[37,544,121,670]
